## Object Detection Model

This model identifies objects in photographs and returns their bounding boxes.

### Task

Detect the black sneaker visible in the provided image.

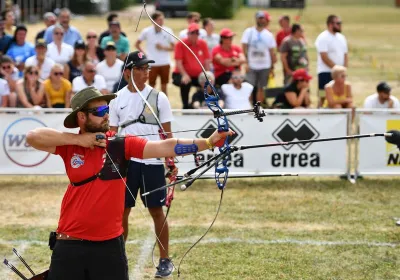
[155,258,174,278]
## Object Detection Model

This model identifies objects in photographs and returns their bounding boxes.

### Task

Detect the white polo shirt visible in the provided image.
[109,84,173,165]
[46,42,74,65]
[72,75,107,93]
[363,93,400,109]
[0,78,10,106]
[221,82,253,109]
[96,59,124,92]
[138,25,175,66]
[25,55,55,80]
[315,30,348,74]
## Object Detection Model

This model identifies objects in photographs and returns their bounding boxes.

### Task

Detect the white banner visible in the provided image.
[358,110,400,175]
[0,110,349,176]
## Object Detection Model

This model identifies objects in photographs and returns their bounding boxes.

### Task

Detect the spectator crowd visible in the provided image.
[0,8,398,110]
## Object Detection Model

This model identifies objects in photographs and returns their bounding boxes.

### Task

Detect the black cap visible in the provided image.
[105,41,117,50]
[35,38,47,47]
[377,82,391,93]
[125,51,155,68]
[74,40,86,49]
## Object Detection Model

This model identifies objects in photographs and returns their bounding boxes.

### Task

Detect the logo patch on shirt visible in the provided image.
[71,154,84,168]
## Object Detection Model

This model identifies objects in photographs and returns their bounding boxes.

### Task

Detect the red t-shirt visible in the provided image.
[212,44,243,78]
[276,29,291,48]
[54,131,147,241]
[174,38,210,78]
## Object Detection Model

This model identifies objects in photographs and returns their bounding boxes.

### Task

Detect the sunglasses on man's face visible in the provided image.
[189,31,200,35]
[87,35,97,39]
[2,65,11,70]
[86,69,96,73]
[84,105,109,117]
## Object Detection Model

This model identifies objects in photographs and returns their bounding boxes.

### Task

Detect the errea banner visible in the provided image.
[358,111,400,175]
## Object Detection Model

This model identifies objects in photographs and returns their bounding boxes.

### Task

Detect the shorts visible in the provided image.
[149,65,170,86]
[246,68,270,89]
[125,161,166,208]
[318,72,332,98]
[47,235,128,280]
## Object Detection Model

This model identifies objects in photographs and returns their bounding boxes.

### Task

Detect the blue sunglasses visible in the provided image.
[84,105,109,117]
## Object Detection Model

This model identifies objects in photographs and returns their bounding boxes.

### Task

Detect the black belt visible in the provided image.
[70,174,99,187]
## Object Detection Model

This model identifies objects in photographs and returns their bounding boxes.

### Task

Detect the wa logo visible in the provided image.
[3,118,50,167]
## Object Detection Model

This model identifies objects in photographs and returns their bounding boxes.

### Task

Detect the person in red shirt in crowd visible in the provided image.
[276,15,291,49]
[173,23,210,109]
[212,28,246,88]
[26,87,232,280]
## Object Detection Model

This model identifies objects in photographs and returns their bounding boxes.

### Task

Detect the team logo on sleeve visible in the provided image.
[71,154,85,168]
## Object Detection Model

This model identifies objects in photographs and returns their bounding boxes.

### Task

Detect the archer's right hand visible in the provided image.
[78,133,107,149]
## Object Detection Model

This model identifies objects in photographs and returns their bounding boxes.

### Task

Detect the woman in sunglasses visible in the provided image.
[46,24,74,65]
[86,30,104,65]
[15,66,46,108]
[43,64,72,108]
[64,40,88,82]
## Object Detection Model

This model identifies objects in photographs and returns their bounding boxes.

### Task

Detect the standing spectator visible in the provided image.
[6,25,35,76]
[179,12,207,39]
[98,13,127,45]
[135,11,175,95]
[43,8,82,46]
[241,11,276,103]
[43,64,72,108]
[46,24,74,65]
[72,61,107,95]
[364,82,400,109]
[2,10,15,36]
[35,12,56,41]
[0,77,10,107]
[323,65,353,108]
[86,30,104,65]
[0,15,12,55]
[202,18,219,55]
[0,55,19,106]
[25,39,55,81]
[221,69,253,109]
[280,23,308,85]
[15,66,46,108]
[100,21,129,61]
[112,64,129,93]
[315,14,348,107]
[191,71,224,109]
[96,41,123,92]
[64,40,88,82]
[276,15,291,49]
[272,68,311,109]
[173,23,210,109]
[213,28,246,88]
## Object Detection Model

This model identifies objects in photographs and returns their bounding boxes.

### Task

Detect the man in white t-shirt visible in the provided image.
[25,38,55,80]
[221,69,253,109]
[109,51,175,278]
[135,11,175,95]
[179,12,207,39]
[315,14,348,107]
[95,41,123,93]
[72,61,108,95]
[241,10,277,104]
[364,82,400,109]
[0,77,10,107]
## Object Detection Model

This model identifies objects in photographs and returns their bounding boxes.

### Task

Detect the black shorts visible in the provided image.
[47,235,128,280]
[318,72,332,94]
[125,161,166,208]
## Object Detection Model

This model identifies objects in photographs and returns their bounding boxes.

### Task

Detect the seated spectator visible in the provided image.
[0,15,13,55]
[0,77,10,107]
[43,63,72,108]
[35,12,56,41]
[86,30,104,65]
[191,71,224,109]
[173,23,210,109]
[100,21,129,61]
[43,8,82,46]
[323,65,353,108]
[221,70,253,109]
[0,55,19,106]
[64,40,87,82]
[179,12,207,39]
[98,13,127,45]
[212,28,246,87]
[96,41,123,92]
[46,24,74,64]
[15,66,46,108]
[2,10,15,36]
[72,61,107,95]
[272,69,311,109]
[276,15,291,49]
[112,64,129,93]
[202,18,219,54]
[25,38,55,81]
[6,25,35,76]
[364,82,400,109]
